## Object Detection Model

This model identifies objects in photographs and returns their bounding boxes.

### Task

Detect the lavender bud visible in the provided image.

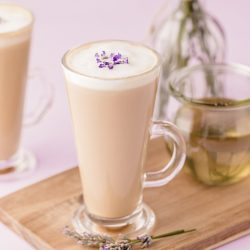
[95,51,129,69]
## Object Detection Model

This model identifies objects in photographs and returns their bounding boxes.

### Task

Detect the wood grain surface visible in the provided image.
[0,138,250,250]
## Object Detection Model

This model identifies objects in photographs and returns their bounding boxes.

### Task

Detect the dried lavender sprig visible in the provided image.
[63,226,114,247]
[64,226,196,249]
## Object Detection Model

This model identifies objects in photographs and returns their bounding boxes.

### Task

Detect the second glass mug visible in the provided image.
[0,4,52,181]
[166,63,250,186]
[62,40,186,236]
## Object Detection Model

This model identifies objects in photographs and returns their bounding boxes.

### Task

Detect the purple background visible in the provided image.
[0,0,250,249]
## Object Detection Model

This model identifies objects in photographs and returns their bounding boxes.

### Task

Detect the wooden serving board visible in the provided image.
[0,138,250,250]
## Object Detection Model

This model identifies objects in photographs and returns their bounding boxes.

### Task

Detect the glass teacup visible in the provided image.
[167,63,250,185]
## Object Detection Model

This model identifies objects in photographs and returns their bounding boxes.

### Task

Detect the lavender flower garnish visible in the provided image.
[95,51,129,70]
[63,227,196,249]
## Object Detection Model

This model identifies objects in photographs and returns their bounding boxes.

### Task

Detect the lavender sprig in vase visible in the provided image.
[150,0,226,119]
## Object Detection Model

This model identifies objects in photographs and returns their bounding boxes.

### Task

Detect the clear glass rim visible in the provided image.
[61,39,162,81]
[168,63,250,110]
[0,3,34,36]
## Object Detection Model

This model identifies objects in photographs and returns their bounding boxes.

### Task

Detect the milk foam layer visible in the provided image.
[0,4,32,33]
[0,4,33,48]
[63,41,161,90]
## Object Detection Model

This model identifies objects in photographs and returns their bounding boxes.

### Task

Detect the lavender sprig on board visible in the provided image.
[95,51,129,70]
[63,226,114,247]
[63,226,195,249]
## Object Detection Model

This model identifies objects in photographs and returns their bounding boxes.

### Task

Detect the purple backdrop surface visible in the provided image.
[0,0,249,249]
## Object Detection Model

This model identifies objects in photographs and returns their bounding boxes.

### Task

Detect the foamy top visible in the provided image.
[0,4,33,47]
[0,4,32,33]
[62,41,161,90]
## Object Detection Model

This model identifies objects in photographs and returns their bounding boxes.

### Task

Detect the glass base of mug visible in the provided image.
[0,149,37,181]
[72,203,155,238]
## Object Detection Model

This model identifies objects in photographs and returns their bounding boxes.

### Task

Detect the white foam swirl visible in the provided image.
[0,4,33,47]
[62,41,161,90]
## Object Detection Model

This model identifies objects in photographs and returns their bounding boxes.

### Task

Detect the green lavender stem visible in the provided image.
[129,228,196,245]
[182,0,217,96]
[153,228,196,239]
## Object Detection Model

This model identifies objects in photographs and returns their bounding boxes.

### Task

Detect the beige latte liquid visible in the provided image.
[67,80,157,218]
[63,41,160,218]
[0,4,33,160]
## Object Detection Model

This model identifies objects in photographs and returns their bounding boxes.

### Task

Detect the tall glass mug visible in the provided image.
[0,4,52,180]
[62,40,186,236]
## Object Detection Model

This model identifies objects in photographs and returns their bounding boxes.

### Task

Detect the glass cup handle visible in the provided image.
[144,120,186,188]
[23,68,54,126]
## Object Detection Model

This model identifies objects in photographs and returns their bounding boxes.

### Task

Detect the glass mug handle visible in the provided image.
[144,121,186,188]
[23,68,53,126]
